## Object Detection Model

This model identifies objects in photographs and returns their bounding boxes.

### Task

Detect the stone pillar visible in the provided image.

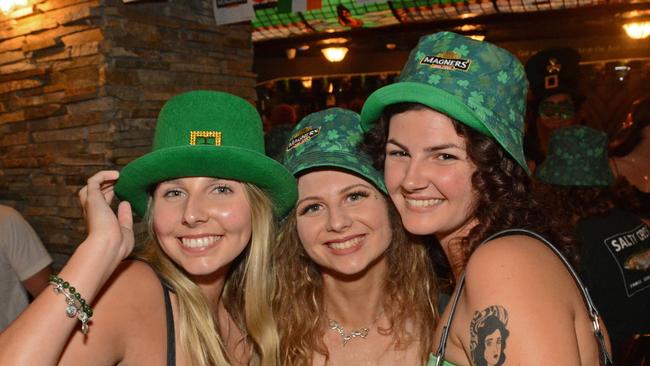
[0,0,256,268]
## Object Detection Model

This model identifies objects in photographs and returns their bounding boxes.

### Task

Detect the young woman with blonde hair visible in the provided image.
[273,108,440,365]
[0,90,297,365]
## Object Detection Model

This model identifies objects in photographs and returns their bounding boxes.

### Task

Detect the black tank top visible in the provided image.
[161,278,176,366]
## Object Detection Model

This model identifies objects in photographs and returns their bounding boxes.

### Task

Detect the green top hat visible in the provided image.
[525,47,580,102]
[114,90,298,217]
[283,108,386,193]
[536,125,614,187]
[360,31,530,173]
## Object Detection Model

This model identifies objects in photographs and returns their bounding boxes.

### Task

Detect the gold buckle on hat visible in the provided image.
[190,131,222,146]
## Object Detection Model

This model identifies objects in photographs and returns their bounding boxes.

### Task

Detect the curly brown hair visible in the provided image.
[534,178,642,229]
[360,102,580,269]
[272,194,439,365]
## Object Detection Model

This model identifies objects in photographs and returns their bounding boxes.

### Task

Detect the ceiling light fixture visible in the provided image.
[623,21,650,39]
[321,47,348,62]
[301,77,313,89]
[319,37,348,45]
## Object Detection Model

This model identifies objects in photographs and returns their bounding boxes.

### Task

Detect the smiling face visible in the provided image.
[295,170,392,276]
[152,177,252,277]
[383,108,477,244]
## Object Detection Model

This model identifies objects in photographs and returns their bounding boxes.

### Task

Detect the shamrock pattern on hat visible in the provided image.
[394,32,529,171]
[283,108,387,193]
[537,125,614,187]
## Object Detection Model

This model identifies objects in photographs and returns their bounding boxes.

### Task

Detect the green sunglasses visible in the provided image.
[538,100,575,119]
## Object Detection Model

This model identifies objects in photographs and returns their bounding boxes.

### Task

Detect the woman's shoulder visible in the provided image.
[99,259,164,300]
[467,233,560,267]
[89,259,166,322]
[456,235,600,364]
[463,234,578,299]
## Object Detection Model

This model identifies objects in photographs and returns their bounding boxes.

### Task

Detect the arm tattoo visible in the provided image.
[469,305,509,366]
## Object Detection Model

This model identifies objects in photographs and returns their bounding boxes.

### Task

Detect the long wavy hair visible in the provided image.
[361,102,580,271]
[136,183,279,366]
[272,194,439,365]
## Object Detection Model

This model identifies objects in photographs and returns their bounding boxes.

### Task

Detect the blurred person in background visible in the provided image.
[524,47,582,171]
[0,204,52,331]
[536,125,650,363]
[264,103,299,162]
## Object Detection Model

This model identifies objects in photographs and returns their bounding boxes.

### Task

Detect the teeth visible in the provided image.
[405,198,443,207]
[181,236,221,248]
[328,236,362,250]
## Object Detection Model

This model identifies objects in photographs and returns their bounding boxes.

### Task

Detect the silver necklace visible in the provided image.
[329,319,370,346]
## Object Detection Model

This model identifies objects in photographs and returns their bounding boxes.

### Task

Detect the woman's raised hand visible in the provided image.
[78,170,134,262]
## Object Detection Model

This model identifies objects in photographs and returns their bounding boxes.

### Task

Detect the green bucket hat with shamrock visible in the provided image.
[536,125,614,186]
[361,31,530,173]
[283,108,386,193]
[115,90,297,217]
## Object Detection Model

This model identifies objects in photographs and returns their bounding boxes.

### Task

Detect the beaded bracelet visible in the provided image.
[48,274,93,334]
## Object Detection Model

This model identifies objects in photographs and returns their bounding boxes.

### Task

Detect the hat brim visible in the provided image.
[360,81,529,174]
[115,145,297,218]
[287,150,387,194]
[360,81,490,136]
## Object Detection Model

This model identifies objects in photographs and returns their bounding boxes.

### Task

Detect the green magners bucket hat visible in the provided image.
[283,108,387,193]
[361,31,530,173]
[536,125,614,187]
[114,90,297,217]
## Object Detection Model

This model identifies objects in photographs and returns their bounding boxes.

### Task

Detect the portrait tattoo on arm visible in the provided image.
[470,305,509,366]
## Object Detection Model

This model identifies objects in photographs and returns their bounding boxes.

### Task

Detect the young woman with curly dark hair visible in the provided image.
[359,32,612,366]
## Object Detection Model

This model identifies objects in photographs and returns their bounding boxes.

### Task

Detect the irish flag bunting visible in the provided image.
[277,0,322,13]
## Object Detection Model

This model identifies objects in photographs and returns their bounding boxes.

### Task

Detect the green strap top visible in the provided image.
[427,354,458,366]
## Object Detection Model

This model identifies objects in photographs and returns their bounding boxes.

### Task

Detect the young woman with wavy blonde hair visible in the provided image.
[273,108,440,365]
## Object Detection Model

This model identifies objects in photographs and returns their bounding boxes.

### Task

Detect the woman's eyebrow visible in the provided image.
[425,143,463,152]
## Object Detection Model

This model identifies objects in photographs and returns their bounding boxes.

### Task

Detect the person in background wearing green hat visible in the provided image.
[273,108,440,365]
[536,125,650,363]
[360,32,612,365]
[523,47,582,171]
[0,91,297,366]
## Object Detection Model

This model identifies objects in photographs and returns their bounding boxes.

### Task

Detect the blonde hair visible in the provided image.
[136,182,279,366]
[272,198,439,365]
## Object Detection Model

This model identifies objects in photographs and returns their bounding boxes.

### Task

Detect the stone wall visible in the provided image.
[0,0,256,268]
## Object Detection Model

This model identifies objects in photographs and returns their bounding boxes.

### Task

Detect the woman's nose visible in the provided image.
[325,205,352,232]
[401,159,429,192]
[182,195,209,226]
